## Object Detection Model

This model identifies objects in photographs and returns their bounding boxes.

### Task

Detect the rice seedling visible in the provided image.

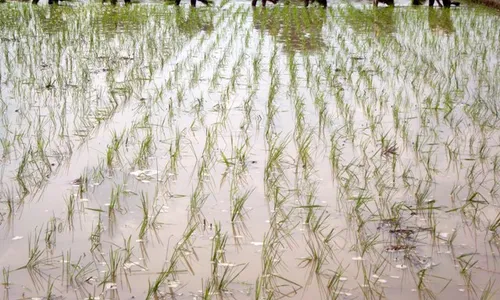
[230,188,253,223]
[2,267,10,290]
[138,192,162,241]
[89,215,104,252]
[44,217,58,250]
[16,227,57,288]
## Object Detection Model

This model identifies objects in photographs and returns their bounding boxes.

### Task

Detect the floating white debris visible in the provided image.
[375,279,387,284]
[130,169,159,181]
[372,274,379,279]
[124,262,141,270]
[104,283,117,290]
[145,170,158,176]
[396,264,408,269]
[79,198,89,202]
[459,289,465,292]
[439,232,449,239]
[218,263,236,267]
[390,275,400,279]
[251,242,263,246]
[167,280,180,288]
[339,277,348,281]
[422,261,439,270]
[352,256,364,261]
[130,171,142,177]
[12,236,23,241]
[91,181,103,187]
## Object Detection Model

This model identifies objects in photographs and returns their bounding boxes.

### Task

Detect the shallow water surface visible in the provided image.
[0,1,500,299]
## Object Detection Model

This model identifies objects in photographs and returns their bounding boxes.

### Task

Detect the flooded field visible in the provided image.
[0,1,500,299]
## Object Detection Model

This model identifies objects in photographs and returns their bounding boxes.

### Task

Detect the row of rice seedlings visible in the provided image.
[0,3,219,202]
[316,7,488,298]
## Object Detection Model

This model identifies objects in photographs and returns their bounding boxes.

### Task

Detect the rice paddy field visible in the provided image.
[0,0,500,299]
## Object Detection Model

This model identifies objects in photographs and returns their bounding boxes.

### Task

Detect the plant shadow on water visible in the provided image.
[0,1,500,300]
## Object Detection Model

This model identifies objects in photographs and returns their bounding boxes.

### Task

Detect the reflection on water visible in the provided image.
[0,3,499,300]
[175,7,214,36]
[340,6,396,39]
[252,7,326,54]
[372,7,396,38]
[428,7,455,34]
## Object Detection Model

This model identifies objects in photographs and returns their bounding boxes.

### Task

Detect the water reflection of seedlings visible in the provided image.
[90,214,104,251]
[327,267,347,299]
[258,220,302,298]
[253,7,326,54]
[2,267,10,290]
[17,228,57,290]
[65,193,76,229]
[100,248,123,295]
[44,217,58,250]
[428,8,455,34]
[0,2,499,299]
[175,7,214,36]
[342,6,396,40]
[299,233,334,286]
[205,223,248,296]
